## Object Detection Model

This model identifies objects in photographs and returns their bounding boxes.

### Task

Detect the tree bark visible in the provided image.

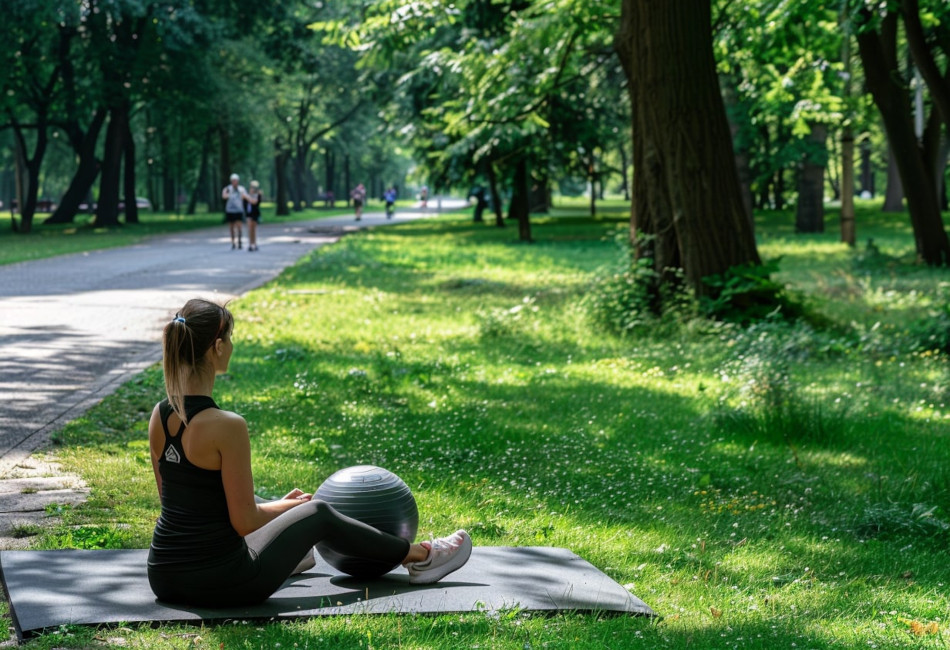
[795,122,827,233]
[882,142,904,211]
[10,117,49,234]
[274,141,290,216]
[615,0,760,294]
[95,104,127,227]
[856,8,950,264]
[46,108,107,225]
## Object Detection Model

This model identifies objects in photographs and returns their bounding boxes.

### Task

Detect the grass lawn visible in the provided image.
[0,203,372,267]
[4,199,950,648]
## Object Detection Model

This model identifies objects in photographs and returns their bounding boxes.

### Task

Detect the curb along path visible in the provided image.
[0,203,465,547]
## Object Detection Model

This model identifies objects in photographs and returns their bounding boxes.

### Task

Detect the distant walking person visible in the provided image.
[245,181,262,252]
[222,174,248,250]
[384,186,397,219]
[419,186,428,209]
[351,183,366,221]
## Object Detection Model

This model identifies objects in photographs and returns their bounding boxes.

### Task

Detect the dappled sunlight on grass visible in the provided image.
[37,209,950,648]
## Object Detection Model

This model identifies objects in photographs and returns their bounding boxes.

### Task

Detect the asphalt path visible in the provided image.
[0,201,465,477]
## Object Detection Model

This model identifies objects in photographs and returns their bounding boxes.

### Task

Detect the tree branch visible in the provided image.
[902,0,950,128]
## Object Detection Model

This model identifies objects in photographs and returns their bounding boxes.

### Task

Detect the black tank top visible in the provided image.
[148,396,246,570]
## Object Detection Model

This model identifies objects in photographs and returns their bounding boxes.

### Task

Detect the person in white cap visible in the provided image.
[222,174,249,249]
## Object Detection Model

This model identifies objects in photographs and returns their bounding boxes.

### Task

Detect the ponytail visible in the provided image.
[162,299,233,423]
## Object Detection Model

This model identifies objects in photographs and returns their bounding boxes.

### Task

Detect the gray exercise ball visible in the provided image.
[314,465,419,578]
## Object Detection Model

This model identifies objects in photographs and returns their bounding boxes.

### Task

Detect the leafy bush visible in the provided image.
[904,282,950,355]
[583,232,697,333]
[700,260,806,323]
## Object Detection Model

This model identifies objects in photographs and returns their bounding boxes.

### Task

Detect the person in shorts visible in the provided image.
[351,183,366,221]
[222,174,249,249]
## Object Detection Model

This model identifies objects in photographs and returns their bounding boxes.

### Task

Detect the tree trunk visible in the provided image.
[324,148,335,207]
[856,8,950,264]
[187,127,212,215]
[840,11,856,246]
[293,152,307,211]
[10,118,49,234]
[46,109,107,225]
[619,144,630,201]
[344,152,351,209]
[588,158,597,217]
[274,143,290,216]
[219,126,232,191]
[123,114,138,223]
[882,143,904,211]
[531,175,550,213]
[827,135,840,201]
[860,140,874,198]
[841,128,856,245]
[774,169,785,211]
[615,0,760,295]
[486,160,505,227]
[95,105,127,227]
[795,122,827,233]
[508,158,532,242]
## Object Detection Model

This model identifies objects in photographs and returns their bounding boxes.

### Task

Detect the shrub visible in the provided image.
[700,260,806,324]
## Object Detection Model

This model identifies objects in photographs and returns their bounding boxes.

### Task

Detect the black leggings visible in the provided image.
[148,500,410,607]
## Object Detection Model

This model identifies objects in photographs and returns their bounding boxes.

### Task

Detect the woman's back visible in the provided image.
[148,396,245,569]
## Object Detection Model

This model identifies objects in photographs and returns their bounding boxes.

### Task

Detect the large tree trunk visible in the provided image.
[46,108,107,225]
[615,0,760,295]
[795,122,827,233]
[10,118,50,234]
[856,9,950,264]
[882,143,904,211]
[95,104,127,227]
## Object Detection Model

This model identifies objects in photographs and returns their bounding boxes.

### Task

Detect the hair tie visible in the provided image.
[173,316,186,324]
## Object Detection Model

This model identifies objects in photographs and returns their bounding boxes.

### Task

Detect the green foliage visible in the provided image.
[904,282,950,355]
[700,260,805,323]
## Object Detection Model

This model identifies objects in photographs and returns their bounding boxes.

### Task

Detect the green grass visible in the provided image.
[8,200,950,648]
[0,203,367,267]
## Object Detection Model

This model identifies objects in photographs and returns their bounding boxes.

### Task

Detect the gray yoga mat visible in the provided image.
[0,546,653,639]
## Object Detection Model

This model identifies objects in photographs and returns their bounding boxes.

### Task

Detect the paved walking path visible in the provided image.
[0,201,464,545]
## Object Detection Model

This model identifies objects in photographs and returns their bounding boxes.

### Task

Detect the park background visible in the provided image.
[2,0,950,648]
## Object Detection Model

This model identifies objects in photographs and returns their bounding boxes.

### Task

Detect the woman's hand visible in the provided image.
[282,488,312,502]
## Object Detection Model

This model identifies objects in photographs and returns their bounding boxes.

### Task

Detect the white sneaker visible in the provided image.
[406,530,472,584]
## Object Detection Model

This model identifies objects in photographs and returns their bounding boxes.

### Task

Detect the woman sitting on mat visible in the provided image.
[146,298,472,607]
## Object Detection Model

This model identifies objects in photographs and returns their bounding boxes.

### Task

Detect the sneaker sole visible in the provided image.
[409,533,473,585]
